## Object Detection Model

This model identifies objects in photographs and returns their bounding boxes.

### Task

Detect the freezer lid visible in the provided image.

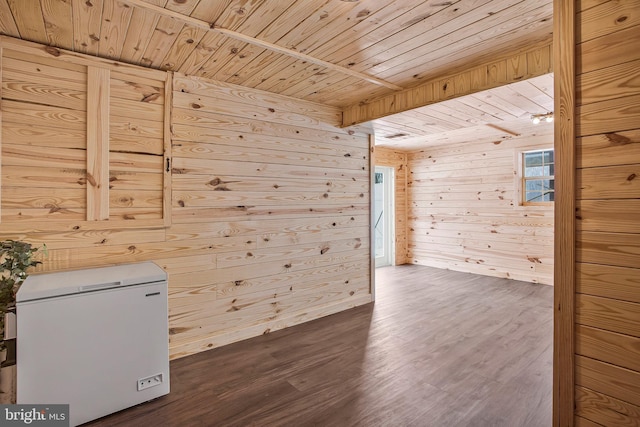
[16,262,167,302]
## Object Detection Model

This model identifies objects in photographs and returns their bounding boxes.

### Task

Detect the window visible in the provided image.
[522,149,554,203]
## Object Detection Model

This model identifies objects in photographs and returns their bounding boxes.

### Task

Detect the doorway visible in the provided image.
[374,166,394,268]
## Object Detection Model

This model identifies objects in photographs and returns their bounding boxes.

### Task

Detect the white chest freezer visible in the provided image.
[16,262,170,426]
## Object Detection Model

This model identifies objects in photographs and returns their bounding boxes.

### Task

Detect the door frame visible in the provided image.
[374,165,395,268]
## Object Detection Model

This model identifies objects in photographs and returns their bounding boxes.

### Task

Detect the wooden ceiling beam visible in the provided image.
[342,41,554,127]
[122,0,403,91]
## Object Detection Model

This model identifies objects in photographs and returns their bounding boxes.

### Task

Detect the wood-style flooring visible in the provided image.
[87,265,553,426]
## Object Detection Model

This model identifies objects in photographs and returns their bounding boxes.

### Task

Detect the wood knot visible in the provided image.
[627,173,637,181]
[268,108,275,113]
[45,204,61,213]
[128,245,136,251]
[141,93,160,103]
[320,247,329,255]
[234,280,244,286]
[617,15,628,23]
[178,200,185,207]
[605,133,631,145]
[191,103,201,109]
[45,46,61,57]
[284,263,292,269]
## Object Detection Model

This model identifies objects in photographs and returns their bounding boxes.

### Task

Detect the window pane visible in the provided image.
[522,149,554,204]
[525,152,543,167]
[526,191,543,202]
[525,166,544,177]
[526,179,542,191]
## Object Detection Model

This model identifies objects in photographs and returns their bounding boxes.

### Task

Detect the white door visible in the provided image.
[374,166,394,267]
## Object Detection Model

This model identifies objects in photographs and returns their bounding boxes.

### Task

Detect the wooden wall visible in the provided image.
[0,37,372,360]
[373,146,408,265]
[567,1,640,425]
[406,136,554,285]
[167,73,372,357]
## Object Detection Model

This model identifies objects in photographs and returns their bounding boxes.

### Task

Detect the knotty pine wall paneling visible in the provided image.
[407,136,554,285]
[374,146,408,265]
[567,1,640,425]
[0,37,372,360]
[168,73,372,357]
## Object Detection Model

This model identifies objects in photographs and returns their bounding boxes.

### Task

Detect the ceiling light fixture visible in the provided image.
[531,112,553,124]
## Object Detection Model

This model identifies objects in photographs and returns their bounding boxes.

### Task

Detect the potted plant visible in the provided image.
[1,240,45,364]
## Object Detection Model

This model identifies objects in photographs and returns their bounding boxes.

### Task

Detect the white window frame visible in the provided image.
[519,148,555,206]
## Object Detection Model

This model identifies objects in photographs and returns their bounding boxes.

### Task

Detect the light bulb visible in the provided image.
[532,116,540,125]
[545,115,553,123]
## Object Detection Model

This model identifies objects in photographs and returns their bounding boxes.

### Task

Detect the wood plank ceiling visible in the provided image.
[372,73,555,150]
[0,0,553,149]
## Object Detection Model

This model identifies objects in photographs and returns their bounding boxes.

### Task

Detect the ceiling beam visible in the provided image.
[342,41,553,127]
[122,0,403,91]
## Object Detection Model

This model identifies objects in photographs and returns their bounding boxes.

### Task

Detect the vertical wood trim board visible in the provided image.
[86,66,110,221]
[369,135,376,300]
[0,42,3,223]
[553,0,576,425]
[163,71,173,227]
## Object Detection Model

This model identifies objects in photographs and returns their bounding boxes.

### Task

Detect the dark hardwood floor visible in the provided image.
[87,265,553,427]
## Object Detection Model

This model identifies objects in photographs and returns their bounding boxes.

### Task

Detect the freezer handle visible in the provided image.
[80,281,123,292]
